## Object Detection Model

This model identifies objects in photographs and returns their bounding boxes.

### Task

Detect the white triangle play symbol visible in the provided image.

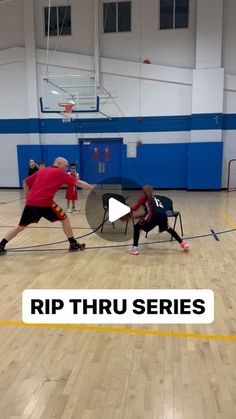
[108,198,131,222]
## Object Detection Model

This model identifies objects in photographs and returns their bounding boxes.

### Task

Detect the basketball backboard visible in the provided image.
[40,74,99,113]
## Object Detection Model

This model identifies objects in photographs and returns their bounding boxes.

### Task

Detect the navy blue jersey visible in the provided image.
[144,196,166,222]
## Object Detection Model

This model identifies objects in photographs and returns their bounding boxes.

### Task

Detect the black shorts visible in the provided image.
[140,213,168,233]
[19,203,66,226]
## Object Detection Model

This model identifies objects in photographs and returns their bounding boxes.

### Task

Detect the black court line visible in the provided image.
[1,218,108,250]
[0,225,92,230]
[210,229,220,241]
[5,227,236,254]
[0,197,25,206]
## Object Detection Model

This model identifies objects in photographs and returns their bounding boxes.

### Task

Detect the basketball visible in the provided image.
[119,212,131,222]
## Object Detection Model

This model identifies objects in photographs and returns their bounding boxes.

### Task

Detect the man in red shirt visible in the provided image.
[0,157,93,255]
[129,185,189,255]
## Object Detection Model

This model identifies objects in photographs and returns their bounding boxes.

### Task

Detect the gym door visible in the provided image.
[80,139,122,184]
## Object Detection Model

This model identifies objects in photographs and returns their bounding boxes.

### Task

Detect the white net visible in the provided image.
[61,112,72,123]
[58,103,74,123]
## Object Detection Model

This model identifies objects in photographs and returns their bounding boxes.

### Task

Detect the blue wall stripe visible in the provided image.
[222,114,236,130]
[0,113,234,134]
[38,115,191,134]
[0,119,39,133]
[191,113,223,130]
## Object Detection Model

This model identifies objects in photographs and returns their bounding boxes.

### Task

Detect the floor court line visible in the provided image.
[0,320,235,341]
[5,227,236,253]
[220,211,236,229]
[0,197,25,206]
[0,225,91,230]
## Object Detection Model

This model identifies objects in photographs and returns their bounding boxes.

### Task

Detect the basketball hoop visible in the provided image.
[58,102,75,122]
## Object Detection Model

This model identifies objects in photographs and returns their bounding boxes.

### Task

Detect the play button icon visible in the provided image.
[108,198,131,222]
[85,176,142,242]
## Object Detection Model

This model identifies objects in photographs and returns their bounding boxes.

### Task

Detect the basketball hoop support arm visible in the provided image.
[98,110,112,120]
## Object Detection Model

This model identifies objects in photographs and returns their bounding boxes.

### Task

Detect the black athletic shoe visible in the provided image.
[0,246,7,255]
[69,242,86,252]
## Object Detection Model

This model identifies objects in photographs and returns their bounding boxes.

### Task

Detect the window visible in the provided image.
[44,5,71,36]
[160,0,189,30]
[103,1,131,33]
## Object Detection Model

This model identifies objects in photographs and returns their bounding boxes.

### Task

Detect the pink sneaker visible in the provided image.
[180,241,189,250]
[129,246,139,255]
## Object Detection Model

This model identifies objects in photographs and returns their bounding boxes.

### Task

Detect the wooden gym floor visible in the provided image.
[0,188,235,419]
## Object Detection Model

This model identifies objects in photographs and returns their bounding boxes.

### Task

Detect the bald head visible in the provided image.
[53,157,68,171]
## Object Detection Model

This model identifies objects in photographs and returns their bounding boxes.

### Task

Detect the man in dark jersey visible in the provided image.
[0,157,93,255]
[129,185,189,255]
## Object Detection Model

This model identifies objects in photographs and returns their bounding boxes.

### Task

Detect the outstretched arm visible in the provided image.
[23,172,38,196]
[130,194,148,219]
[23,180,29,196]
[131,194,147,212]
[77,179,93,190]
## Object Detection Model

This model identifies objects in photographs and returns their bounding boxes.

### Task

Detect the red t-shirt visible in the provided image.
[25,166,77,207]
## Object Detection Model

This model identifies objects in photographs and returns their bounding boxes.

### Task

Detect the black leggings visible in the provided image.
[133,223,182,247]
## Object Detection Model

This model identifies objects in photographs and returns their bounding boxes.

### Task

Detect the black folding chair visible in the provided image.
[145,194,184,240]
[101,193,134,235]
